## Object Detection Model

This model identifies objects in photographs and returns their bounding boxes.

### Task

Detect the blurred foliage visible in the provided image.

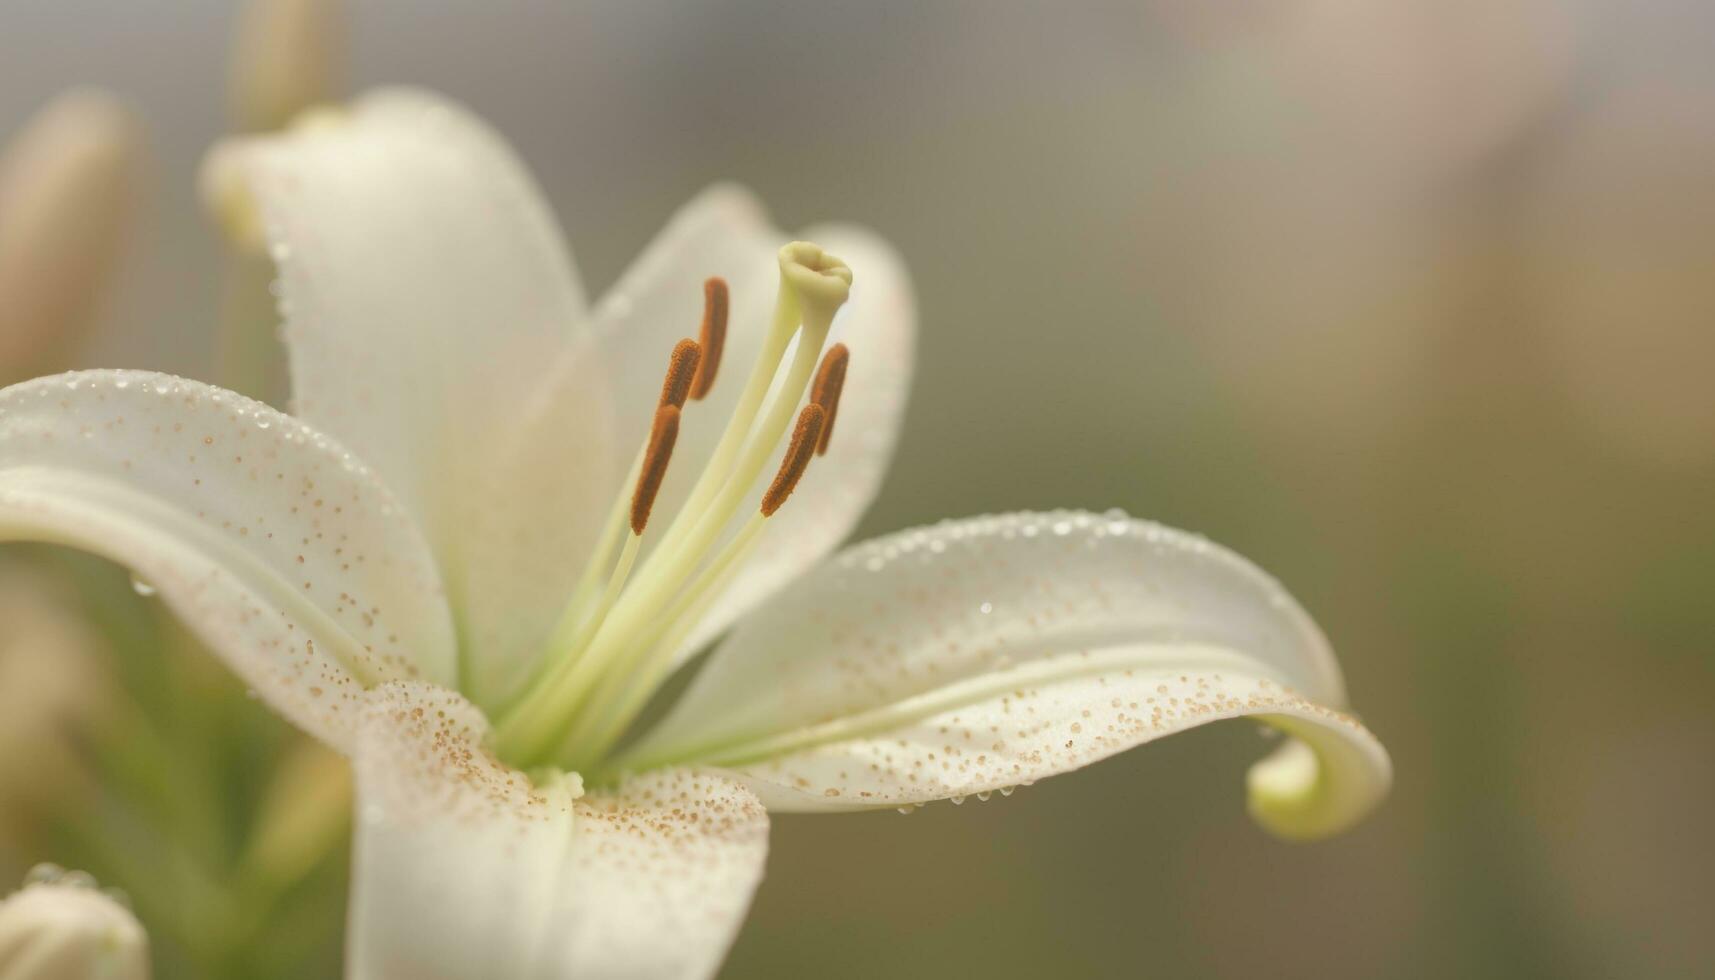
[3,548,348,979]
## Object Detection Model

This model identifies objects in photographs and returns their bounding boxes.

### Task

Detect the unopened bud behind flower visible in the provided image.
[0,565,113,830]
[0,866,149,980]
[0,89,142,383]
[229,0,344,132]
[244,738,351,888]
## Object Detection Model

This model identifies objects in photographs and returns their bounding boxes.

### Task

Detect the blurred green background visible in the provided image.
[3,1,1713,976]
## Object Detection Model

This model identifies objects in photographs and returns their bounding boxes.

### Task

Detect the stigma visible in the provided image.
[494,242,857,771]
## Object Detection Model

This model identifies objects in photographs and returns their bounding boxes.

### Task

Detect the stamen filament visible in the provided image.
[493,401,679,757]
[497,529,642,760]
[572,397,828,770]
[527,337,697,684]
[542,445,640,657]
[565,532,641,678]
[558,514,766,772]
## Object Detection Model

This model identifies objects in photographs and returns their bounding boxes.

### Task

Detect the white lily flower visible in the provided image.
[0,89,1389,978]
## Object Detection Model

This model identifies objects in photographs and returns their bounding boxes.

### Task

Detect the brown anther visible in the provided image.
[658,339,703,409]
[761,404,827,517]
[631,405,681,533]
[809,343,849,455]
[689,277,728,400]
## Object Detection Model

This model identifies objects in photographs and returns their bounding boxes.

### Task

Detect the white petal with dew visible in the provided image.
[624,511,1389,839]
[207,88,613,704]
[461,332,616,705]
[0,371,456,750]
[348,683,769,980]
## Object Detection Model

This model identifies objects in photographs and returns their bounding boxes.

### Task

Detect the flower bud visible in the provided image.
[0,867,149,980]
[245,737,351,887]
[229,0,344,132]
[0,565,112,828]
[0,89,143,382]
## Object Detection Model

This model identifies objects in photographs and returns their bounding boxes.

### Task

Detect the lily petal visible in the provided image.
[0,371,455,749]
[459,333,615,705]
[623,511,1389,839]
[591,189,916,668]
[348,683,769,980]
[208,88,613,705]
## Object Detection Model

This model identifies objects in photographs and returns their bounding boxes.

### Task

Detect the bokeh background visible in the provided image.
[3,1,1714,977]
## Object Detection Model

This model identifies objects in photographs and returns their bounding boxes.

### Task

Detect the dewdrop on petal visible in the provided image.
[0,88,142,380]
[229,0,344,132]
[0,867,149,980]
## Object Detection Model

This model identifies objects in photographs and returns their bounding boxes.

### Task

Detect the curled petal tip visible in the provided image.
[1245,723,1392,841]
